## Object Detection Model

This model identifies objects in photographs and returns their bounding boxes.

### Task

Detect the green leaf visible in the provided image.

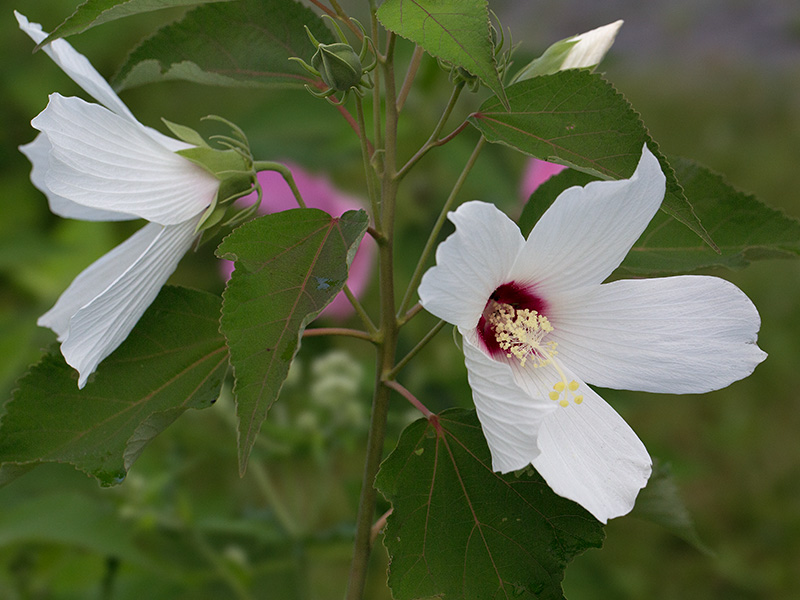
[38,0,235,48]
[469,70,716,251]
[376,408,605,600]
[0,286,228,486]
[631,459,711,554]
[518,168,597,236]
[216,208,368,474]
[377,0,507,106]
[621,157,800,274]
[113,0,335,91]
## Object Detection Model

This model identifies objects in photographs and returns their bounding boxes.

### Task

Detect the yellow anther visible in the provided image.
[568,380,579,391]
[574,395,584,404]
[559,399,569,407]
[487,302,556,368]
[549,391,560,401]
[553,382,565,392]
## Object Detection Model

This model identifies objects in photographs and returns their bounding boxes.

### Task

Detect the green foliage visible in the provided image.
[520,158,800,274]
[37,0,235,48]
[622,157,800,274]
[216,208,368,475]
[0,286,228,486]
[376,409,605,600]
[469,70,715,250]
[377,0,507,105]
[113,0,335,91]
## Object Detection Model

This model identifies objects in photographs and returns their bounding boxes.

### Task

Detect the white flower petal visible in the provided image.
[462,337,555,472]
[419,201,525,330]
[20,134,136,221]
[561,20,624,70]
[52,218,201,388]
[32,94,218,225]
[38,223,164,339]
[532,381,652,523]
[551,275,767,394]
[16,12,135,122]
[507,145,665,299]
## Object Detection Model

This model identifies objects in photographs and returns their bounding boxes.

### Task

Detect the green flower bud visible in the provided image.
[311,42,363,92]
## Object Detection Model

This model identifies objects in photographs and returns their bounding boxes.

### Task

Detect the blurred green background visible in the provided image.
[1,0,799,598]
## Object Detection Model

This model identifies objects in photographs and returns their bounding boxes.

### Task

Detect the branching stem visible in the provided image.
[398,136,486,316]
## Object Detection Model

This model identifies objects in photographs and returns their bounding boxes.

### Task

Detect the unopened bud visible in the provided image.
[311,42,363,92]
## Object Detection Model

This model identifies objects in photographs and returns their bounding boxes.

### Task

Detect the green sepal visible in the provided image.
[512,39,578,82]
[177,146,251,179]
[161,118,210,148]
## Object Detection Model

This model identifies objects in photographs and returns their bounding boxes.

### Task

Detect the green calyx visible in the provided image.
[311,42,363,92]
[288,16,376,105]
[166,116,261,237]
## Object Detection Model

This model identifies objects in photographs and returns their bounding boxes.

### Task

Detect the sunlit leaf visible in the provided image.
[377,0,507,106]
[0,286,227,486]
[37,0,234,48]
[216,208,368,475]
[376,409,605,600]
[113,0,335,91]
[469,71,715,251]
[520,158,800,274]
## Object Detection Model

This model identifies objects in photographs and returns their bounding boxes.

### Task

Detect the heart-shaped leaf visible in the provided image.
[376,408,605,600]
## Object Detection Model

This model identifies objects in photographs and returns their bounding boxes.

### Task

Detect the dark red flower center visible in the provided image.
[477,281,547,358]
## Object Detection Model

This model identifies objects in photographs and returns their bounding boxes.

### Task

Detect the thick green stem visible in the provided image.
[355,96,381,230]
[345,32,399,600]
[398,136,486,316]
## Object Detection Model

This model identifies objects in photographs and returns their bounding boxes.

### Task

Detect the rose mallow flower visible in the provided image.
[17,12,230,387]
[418,146,766,522]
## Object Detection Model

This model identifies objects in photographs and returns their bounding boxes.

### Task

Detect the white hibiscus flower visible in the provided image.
[418,146,766,522]
[17,12,223,387]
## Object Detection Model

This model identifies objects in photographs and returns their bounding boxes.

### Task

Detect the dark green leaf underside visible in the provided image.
[0,286,227,486]
[113,0,335,90]
[38,0,234,47]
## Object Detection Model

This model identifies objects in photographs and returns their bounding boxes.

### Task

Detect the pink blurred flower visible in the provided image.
[519,159,566,201]
[221,164,374,320]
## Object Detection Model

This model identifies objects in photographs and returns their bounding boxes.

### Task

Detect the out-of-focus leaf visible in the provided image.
[113,0,335,90]
[376,408,605,600]
[216,208,368,475]
[0,491,152,567]
[469,71,715,251]
[37,0,235,47]
[0,286,228,486]
[632,459,711,554]
[377,0,507,106]
[620,157,800,273]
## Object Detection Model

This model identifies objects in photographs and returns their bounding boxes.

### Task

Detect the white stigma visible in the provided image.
[487,300,583,407]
